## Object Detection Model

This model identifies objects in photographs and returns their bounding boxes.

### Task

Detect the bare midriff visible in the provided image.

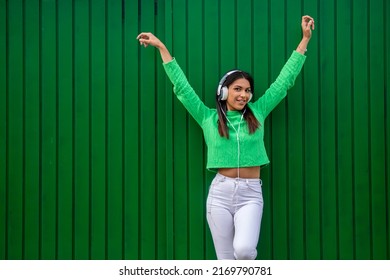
[218,166,260,179]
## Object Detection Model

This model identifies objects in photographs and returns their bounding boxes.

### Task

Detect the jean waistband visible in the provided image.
[216,173,261,184]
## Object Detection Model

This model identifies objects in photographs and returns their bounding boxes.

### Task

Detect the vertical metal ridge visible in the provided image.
[22,0,26,260]
[266,0,273,260]
[367,0,373,260]
[121,0,126,259]
[217,0,221,76]
[283,0,287,57]
[317,0,323,260]
[121,0,126,261]
[300,0,307,260]
[250,0,254,75]
[4,0,9,260]
[317,0,324,259]
[302,1,307,261]
[136,0,142,260]
[249,0,254,75]
[38,0,43,260]
[71,0,76,260]
[201,0,207,260]
[121,0,125,258]
[136,0,142,259]
[88,0,93,260]
[154,0,159,260]
[385,0,390,261]
[164,0,174,260]
[123,0,131,260]
[283,0,289,260]
[350,0,356,260]
[185,0,190,260]
[234,0,237,66]
[333,0,340,260]
[55,0,60,260]
[104,0,109,260]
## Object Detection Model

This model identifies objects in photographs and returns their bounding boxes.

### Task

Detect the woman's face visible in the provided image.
[226,78,252,111]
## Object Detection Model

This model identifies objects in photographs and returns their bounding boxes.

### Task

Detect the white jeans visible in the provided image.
[206,173,264,260]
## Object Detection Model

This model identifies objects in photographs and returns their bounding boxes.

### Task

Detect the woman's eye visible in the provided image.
[233,87,251,93]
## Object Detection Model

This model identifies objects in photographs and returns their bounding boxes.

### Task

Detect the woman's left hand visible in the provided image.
[301,15,315,39]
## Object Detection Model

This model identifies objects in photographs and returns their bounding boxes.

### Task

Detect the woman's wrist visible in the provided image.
[296,37,310,54]
[158,44,173,63]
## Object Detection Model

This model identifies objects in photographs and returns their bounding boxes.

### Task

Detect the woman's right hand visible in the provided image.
[301,15,315,40]
[136,32,164,49]
[137,32,173,63]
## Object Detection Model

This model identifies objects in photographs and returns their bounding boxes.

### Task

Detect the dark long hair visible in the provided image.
[216,71,260,138]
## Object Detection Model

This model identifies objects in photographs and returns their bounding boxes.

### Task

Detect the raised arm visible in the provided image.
[252,15,315,117]
[137,32,211,126]
[137,32,173,63]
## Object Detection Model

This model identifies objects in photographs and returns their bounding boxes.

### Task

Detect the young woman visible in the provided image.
[137,15,315,260]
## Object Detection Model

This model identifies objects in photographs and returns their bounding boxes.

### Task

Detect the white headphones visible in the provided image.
[217,70,253,102]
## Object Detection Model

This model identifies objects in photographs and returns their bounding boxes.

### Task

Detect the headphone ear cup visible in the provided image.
[221,86,228,101]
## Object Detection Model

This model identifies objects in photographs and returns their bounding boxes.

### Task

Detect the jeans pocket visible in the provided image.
[209,176,221,189]
[207,179,217,213]
[246,181,262,194]
[206,194,213,214]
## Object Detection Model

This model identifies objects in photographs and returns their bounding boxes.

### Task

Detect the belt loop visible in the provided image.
[217,173,225,182]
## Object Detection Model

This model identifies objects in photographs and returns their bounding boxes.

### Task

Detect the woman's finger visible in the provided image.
[136,32,151,40]
[302,16,315,31]
[136,33,145,40]
[302,15,314,22]
[139,38,149,45]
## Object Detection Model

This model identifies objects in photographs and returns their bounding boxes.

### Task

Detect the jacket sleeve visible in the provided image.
[163,58,211,126]
[253,50,306,118]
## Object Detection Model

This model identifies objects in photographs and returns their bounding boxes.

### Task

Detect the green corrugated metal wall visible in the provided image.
[1,0,389,260]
